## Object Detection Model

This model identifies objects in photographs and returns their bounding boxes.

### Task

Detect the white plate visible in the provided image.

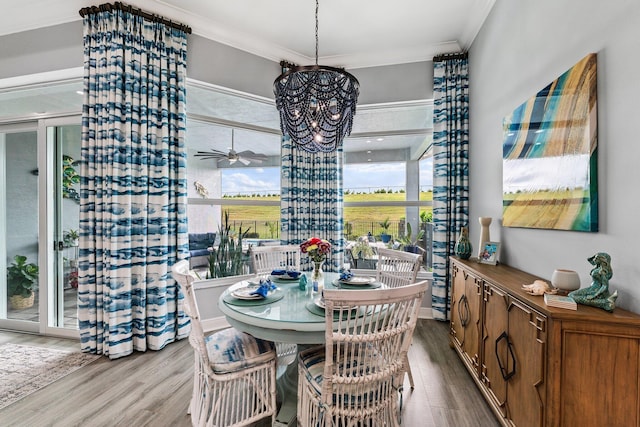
[314,297,326,309]
[338,276,375,285]
[231,287,263,300]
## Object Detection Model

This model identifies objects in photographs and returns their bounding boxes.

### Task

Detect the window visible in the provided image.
[185,82,434,269]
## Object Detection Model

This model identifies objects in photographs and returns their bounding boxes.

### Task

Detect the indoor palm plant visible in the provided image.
[7,255,39,309]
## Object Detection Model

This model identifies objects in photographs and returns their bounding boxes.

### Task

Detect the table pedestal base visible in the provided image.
[275,344,315,426]
[276,352,299,426]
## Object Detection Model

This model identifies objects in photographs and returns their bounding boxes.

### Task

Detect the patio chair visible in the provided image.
[248,244,301,366]
[172,260,277,427]
[297,281,428,426]
[375,247,423,397]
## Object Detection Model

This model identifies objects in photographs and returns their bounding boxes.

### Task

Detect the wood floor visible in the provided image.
[0,320,500,427]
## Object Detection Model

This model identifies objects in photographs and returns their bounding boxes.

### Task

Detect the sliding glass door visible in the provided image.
[0,125,40,332]
[52,124,81,330]
[0,120,81,336]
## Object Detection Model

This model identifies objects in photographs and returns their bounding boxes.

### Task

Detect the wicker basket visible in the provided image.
[9,292,35,310]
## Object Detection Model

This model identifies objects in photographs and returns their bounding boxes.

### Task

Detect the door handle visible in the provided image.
[495,331,517,381]
[458,294,470,327]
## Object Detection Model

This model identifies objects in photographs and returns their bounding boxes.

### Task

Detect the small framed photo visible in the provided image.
[479,241,501,265]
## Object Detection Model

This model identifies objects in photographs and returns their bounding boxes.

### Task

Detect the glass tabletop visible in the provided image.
[218,272,380,344]
[220,272,343,323]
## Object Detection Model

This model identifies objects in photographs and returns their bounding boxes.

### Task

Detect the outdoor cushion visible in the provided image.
[189,232,216,250]
[188,233,216,261]
[189,248,210,258]
[205,328,275,374]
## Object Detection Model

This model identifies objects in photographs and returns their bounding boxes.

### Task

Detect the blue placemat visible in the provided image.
[222,289,284,306]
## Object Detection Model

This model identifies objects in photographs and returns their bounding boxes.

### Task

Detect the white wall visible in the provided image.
[469,0,640,312]
[0,21,433,105]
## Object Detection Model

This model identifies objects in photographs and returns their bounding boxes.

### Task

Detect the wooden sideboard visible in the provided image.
[449,256,640,427]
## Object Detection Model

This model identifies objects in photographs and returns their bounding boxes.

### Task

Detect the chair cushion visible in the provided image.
[205,328,275,374]
[299,345,384,404]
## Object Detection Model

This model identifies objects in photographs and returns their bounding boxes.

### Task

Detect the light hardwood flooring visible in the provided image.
[0,320,500,427]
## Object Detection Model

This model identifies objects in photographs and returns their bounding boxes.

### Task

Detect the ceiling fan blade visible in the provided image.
[238,157,251,165]
[196,155,224,160]
[195,149,227,159]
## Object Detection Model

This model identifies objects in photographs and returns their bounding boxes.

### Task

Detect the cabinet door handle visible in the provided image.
[495,331,517,381]
[458,294,470,327]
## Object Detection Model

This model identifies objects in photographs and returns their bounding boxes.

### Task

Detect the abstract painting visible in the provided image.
[502,53,598,231]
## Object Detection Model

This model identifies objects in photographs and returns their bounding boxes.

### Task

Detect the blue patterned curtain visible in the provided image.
[78,8,190,358]
[432,55,469,321]
[280,136,345,272]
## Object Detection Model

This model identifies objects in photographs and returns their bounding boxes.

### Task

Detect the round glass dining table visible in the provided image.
[218,272,349,345]
[218,271,381,425]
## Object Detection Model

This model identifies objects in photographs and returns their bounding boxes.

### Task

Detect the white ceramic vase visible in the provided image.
[551,269,580,291]
[477,217,492,259]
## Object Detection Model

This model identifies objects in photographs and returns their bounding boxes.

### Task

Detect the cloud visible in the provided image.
[222,168,280,194]
[221,157,434,195]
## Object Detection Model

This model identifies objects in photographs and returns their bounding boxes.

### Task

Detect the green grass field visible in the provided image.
[220,192,433,238]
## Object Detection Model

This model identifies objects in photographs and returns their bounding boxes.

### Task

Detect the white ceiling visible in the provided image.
[0,0,494,161]
[1,0,495,69]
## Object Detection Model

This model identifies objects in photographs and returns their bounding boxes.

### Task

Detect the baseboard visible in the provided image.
[418,307,433,319]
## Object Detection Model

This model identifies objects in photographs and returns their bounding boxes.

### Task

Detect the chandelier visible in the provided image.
[274,0,360,153]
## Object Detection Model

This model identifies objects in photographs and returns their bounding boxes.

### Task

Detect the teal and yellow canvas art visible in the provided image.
[502,53,598,231]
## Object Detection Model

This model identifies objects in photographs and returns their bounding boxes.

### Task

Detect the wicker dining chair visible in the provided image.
[375,247,423,392]
[172,260,277,427]
[249,244,301,367]
[297,281,429,427]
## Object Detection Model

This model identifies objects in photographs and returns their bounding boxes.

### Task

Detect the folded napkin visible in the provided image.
[271,269,301,279]
[339,269,354,281]
[250,279,278,298]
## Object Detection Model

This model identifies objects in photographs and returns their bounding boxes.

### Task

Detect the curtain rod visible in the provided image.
[79,2,192,34]
[433,52,468,62]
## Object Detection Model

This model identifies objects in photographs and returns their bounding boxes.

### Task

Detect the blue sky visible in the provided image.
[222,159,433,195]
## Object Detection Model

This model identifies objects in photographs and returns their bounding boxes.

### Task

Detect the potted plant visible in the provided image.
[350,236,376,269]
[207,210,250,278]
[7,255,39,310]
[63,228,79,247]
[379,217,392,243]
[400,222,425,254]
[62,155,80,203]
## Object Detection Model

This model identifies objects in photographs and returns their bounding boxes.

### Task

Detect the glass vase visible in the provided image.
[311,260,325,293]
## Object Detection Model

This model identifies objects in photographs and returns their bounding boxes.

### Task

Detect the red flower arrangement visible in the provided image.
[300,237,332,262]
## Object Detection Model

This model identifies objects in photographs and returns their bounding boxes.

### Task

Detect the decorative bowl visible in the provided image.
[551,269,580,291]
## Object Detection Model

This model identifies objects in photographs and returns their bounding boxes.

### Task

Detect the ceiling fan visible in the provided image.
[195,129,268,166]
